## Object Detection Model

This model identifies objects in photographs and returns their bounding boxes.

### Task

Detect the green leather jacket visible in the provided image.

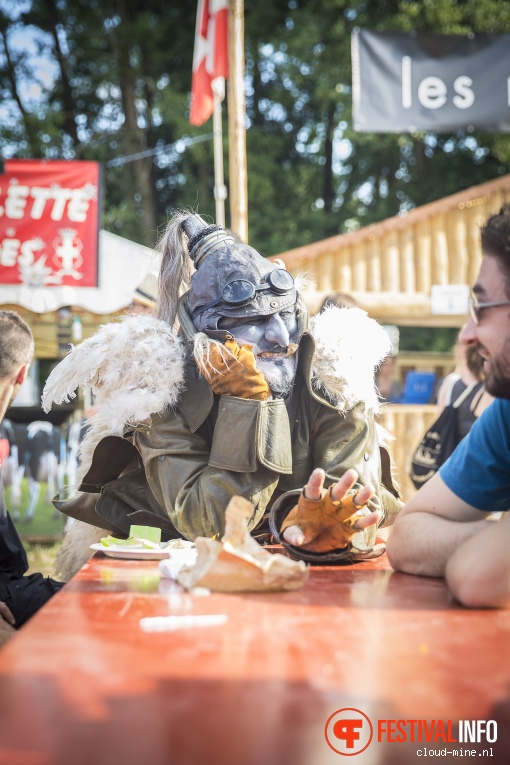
[129,298,401,543]
[62,297,401,552]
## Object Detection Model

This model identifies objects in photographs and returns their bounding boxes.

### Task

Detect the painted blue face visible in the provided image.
[218,309,298,356]
[218,309,299,397]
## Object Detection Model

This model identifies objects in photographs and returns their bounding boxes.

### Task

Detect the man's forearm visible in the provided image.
[445,514,510,608]
[386,512,488,578]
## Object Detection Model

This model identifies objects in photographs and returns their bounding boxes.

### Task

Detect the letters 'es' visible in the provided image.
[401,56,510,111]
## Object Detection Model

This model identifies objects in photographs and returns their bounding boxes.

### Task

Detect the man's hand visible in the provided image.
[196,339,271,401]
[0,601,15,626]
[281,468,381,552]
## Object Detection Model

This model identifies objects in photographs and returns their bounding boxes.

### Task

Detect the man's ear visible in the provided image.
[16,364,30,386]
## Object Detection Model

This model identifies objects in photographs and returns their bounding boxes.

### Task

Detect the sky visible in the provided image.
[0,0,58,152]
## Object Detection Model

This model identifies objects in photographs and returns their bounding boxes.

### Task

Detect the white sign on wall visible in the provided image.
[431,284,470,315]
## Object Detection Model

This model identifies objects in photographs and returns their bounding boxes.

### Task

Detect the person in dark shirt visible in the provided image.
[0,311,63,645]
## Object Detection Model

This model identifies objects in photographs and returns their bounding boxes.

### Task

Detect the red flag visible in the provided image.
[190,0,229,126]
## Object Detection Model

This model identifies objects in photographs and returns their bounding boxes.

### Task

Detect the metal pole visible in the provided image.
[212,77,227,228]
[228,0,248,242]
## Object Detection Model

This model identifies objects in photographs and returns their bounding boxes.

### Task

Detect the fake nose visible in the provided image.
[264,314,290,348]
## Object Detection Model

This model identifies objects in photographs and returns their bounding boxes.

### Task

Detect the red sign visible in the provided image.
[0,159,100,288]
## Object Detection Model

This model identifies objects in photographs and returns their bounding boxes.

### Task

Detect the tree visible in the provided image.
[243,0,510,252]
[0,0,509,254]
[0,0,205,246]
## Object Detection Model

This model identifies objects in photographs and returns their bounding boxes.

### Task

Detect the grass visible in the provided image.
[5,479,66,540]
[4,478,64,578]
[25,540,62,578]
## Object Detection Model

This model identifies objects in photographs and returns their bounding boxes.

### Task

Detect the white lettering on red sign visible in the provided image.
[0,184,92,222]
[0,160,100,287]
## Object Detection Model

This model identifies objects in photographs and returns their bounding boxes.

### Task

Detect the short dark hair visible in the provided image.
[0,311,34,379]
[481,204,510,295]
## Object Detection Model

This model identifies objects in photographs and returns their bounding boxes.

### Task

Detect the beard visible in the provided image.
[483,345,510,399]
[256,355,297,398]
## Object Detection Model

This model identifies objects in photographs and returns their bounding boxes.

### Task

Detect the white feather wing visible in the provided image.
[42,315,185,431]
[311,306,390,412]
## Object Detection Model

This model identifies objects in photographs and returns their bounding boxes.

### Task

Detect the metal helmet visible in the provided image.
[180,215,298,337]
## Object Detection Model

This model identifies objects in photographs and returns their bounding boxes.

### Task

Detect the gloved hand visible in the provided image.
[197,339,271,401]
[281,468,381,553]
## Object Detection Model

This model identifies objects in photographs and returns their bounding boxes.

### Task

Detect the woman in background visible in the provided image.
[436,335,493,438]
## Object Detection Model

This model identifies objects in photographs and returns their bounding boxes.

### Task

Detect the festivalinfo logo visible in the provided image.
[324,709,498,757]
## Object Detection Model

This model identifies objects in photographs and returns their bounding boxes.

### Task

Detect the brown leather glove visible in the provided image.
[280,487,367,553]
[196,339,271,401]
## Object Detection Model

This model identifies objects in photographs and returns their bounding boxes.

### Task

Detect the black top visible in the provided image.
[0,470,28,581]
[451,379,484,441]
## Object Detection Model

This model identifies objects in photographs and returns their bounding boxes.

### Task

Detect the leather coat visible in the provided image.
[55,296,401,562]
[65,296,401,556]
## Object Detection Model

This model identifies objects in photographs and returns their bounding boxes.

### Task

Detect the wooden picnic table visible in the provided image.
[0,550,509,765]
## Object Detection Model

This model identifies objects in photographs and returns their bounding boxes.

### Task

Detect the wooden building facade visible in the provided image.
[275,174,510,326]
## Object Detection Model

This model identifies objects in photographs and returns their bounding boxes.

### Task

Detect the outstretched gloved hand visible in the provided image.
[281,468,381,553]
[197,339,271,401]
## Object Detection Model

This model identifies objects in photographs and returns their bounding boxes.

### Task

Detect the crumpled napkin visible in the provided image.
[175,496,309,592]
[159,548,198,580]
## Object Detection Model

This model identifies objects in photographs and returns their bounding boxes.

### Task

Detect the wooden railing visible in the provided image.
[378,403,438,503]
[276,175,510,325]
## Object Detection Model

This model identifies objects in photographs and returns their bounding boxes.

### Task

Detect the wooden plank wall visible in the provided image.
[378,404,438,503]
[0,304,118,359]
[277,176,510,323]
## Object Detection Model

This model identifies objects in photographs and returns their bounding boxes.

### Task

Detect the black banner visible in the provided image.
[352,29,510,133]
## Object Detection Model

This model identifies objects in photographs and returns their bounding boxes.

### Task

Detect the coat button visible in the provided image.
[364,453,370,461]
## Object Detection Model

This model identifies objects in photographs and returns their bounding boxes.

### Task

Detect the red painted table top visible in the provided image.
[0,551,509,765]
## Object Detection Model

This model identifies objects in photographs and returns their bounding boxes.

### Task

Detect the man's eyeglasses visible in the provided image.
[468,295,510,325]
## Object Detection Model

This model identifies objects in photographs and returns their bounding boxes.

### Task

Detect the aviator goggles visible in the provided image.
[191,268,295,318]
[468,295,510,325]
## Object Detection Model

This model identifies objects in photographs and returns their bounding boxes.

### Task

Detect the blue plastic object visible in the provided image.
[399,372,436,404]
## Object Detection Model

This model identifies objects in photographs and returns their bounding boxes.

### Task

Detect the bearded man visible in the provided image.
[387,204,510,608]
[44,212,401,579]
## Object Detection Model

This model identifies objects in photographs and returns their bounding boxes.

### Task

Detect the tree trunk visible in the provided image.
[42,0,79,147]
[112,0,158,244]
[0,29,39,150]
[323,106,335,215]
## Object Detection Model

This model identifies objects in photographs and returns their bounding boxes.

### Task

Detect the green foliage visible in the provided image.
[398,326,459,353]
[243,0,510,249]
[0,0,509,253]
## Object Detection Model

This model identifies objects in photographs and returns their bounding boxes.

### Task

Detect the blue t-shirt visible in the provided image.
[440,398,510,512]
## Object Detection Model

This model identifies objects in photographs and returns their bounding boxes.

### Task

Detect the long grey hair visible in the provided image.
[155,210,196,327]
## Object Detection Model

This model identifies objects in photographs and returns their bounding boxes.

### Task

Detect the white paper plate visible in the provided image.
[90,543,170,560]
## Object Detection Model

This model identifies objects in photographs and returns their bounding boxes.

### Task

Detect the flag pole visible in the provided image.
[212,77,227,228]
[228,0,248,243]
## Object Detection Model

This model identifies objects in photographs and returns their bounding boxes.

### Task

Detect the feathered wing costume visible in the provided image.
[43,305,391,581]
[42,316,185,579]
